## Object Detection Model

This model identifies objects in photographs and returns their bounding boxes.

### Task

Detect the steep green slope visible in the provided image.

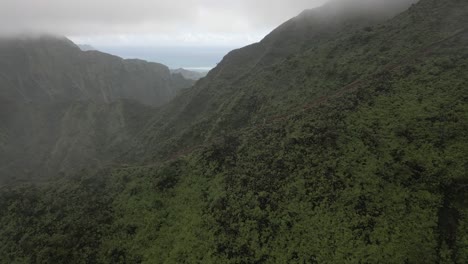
[1,0,468,263]
[128,0,466,163]
[208,0,418,82]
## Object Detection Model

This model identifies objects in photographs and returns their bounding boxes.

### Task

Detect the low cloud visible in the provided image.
[0,0,326,36]
[0,0,417,47]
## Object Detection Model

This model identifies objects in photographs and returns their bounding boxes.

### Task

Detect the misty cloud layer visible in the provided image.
[0,0,419,60]
[0,0,327,36]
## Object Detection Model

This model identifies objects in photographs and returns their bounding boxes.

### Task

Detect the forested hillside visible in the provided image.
[1,0,467,263]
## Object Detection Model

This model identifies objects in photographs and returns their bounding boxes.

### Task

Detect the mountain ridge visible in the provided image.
[0,35,193,106]
[0,35,193,182]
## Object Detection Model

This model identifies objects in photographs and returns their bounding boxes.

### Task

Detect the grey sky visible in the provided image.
[0,0,417,68]
[0,0,327,46]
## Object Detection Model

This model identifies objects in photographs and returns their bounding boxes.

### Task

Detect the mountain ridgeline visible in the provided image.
[1,0,468,263]
[0,35,193,106]
[0,36,193,182]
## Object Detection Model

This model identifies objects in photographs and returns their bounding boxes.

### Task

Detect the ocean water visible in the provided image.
[94,46,237,71]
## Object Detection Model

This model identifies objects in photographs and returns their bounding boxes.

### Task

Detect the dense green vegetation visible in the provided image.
[1,0,468,263]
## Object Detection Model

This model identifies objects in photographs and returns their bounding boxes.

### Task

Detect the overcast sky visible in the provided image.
[0,0,327,47]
